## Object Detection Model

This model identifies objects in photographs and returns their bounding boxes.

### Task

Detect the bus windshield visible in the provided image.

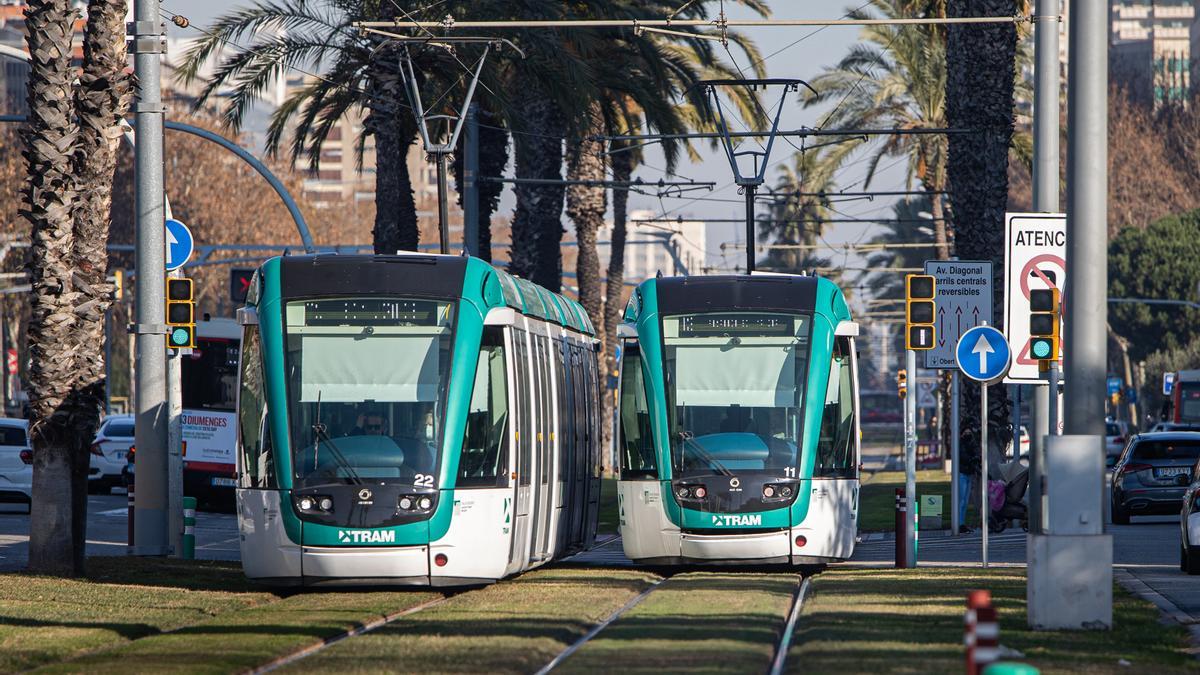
[182,337,239,411]
[663,312,811,478]
[284,297,455,488]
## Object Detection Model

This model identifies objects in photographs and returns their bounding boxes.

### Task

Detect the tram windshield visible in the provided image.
[663,312,811,478]
[283,297,455,488]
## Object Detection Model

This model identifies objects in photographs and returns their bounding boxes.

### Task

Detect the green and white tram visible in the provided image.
[234,254,602,586]
[615,273,860,564]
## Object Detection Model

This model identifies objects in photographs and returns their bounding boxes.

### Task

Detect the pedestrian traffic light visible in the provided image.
[166,277,195,349]
[1029,287,1060,363]
[905,274,936,350]
[230,268,254,305]
[897,369,908,399]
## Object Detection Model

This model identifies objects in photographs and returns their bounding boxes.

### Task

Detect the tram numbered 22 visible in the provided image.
[234,254,602,586]
[615,273,861,565]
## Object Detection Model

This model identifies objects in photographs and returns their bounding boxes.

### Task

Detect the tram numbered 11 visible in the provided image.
[234,254,602,586]
[615,273,861,564]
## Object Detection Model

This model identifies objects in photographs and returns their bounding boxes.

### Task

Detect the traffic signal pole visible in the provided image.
[130,3,169,555]
[905,348,917,567]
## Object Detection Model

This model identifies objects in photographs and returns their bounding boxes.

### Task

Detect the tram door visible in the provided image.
[808,335,860,559]
[528,333,552,563]
[508,328,532,571]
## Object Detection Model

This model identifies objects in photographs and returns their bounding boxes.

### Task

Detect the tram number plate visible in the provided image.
[211,477,237,487]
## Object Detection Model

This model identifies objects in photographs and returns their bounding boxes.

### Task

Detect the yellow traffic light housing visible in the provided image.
[905,274,936,350]
[112,269,124,300]
[1029,287,1060,363]
[897,369,908,399]
[166,277,195,349]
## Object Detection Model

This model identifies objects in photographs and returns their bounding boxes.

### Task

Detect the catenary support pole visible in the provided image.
[463,103,479,256]
[1029,0,1060,535]
[1029,0,1113,629]
[981,382,989,568]
[131,6,169,555]
[951,370,961,535]
[905,348,917,567]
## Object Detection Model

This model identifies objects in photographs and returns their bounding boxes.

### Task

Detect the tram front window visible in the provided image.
[283,297,455,488]
[663,312,811,478]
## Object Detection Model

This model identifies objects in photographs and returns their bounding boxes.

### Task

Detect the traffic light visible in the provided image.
[112,269,124,301]
[897,369,908,399]
[230,268,254,305]
[905,274,936,350]
[1029,287,1060,363]
[166,277,195,349]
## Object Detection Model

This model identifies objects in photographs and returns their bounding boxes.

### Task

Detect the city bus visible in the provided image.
[181,317,240,509]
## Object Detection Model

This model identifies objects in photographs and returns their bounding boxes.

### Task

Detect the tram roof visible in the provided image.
[268,253,594,336]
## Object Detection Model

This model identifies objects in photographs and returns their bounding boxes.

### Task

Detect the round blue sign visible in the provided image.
[164,219,194,271]
[955,325,1012,383]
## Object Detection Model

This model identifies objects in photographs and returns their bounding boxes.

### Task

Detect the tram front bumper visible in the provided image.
[679,530,792,562]
[300,544,429,585]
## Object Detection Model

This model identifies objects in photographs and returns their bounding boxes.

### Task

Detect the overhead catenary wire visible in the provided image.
[354,16,1033,30]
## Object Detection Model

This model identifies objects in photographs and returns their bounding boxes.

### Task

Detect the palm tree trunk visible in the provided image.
[601,142,634,475]
[930,189,950,260]
[364,54,419,253]
[509,86,565,292]
[565,104,605,328]
[947,0,1018,484]
[23,0,83,576]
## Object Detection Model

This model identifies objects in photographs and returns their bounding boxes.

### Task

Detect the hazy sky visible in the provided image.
[160,1,909,268]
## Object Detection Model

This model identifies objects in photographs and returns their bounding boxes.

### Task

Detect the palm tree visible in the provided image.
[802,0,952,261]
[453,106,507,262]
[24,0,131,576]
[176,0,432,253]
[759,147,840,274]
[945,0,1019,461]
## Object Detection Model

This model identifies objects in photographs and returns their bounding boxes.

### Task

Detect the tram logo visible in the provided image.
[711,514,762,527]
[729,477,740,488]
[338,529,395,544]
[357,488,373,502]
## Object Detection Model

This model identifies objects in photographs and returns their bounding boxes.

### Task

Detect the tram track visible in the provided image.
[248,595,450,674]
[768,575,812,675]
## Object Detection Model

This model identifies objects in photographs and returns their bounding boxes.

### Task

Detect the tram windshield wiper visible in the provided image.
[677,432,733,477]
[309,390,363,485]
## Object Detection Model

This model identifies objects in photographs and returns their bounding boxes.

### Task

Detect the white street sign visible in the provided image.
[922,260,993,370]
[1003,212,1066,383]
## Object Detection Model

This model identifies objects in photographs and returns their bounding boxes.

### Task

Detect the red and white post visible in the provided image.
[965,590,999,674]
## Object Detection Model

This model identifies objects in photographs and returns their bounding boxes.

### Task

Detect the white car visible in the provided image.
[90,414,134,494]
[1105,421,1130,463]
[0,418,31,512]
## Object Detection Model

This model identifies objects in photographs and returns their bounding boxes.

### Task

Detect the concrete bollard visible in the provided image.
[965,589,999,675]
[182,496,196,559]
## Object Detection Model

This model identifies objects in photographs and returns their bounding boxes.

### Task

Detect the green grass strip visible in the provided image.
[790,568,1199,674]
[36,589,443,674]
[859,469,980,532]
[281,567,659,674]
[0,558,274,673]
[558,572,799,674]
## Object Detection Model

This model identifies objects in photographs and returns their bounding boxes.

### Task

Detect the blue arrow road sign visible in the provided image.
[164,219,194,271]
[1165,372,1177,396]
[955,325,1012,383]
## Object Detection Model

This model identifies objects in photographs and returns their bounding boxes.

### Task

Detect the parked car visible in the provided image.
[0,418,31,513]
[1180,467,1200,574]
[1105,421,1130,464]
[1006,425,1031,460]
[1152,422,1200,433]
[89,414,134,494]
[1111,432,1200,525]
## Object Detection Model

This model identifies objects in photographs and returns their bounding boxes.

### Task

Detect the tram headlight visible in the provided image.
[399,496,414,510]
[693,486,707,499]
[763,485,776,499]
[781,486,793,498]
[299,497,315,511]
[418,497,433,510]
[676,486,690,499]
[318,497,334,511]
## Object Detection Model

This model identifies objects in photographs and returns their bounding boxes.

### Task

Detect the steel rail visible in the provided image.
[533,577,667,674]
[768,576,812,675]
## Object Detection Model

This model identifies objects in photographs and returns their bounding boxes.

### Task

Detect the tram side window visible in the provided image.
[237,326,274,488]
[815,337,855,478]
[618,345,657,479]
[459,329,508,488]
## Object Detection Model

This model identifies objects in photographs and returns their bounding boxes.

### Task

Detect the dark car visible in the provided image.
[1111,432,1200,524]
